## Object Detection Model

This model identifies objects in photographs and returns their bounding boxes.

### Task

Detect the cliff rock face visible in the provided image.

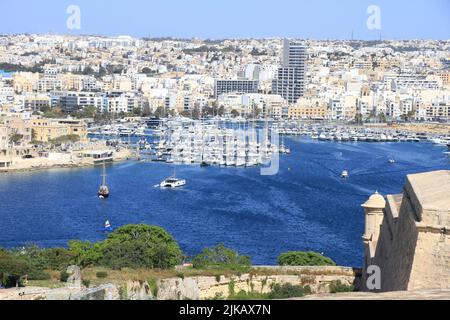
[157,267,359,300]
[158,277,201,300]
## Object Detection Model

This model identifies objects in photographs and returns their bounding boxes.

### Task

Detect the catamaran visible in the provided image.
[160,168,186,188]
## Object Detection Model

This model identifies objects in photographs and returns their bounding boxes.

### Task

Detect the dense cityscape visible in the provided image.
[1,35,449,120]
[1,35,449,170]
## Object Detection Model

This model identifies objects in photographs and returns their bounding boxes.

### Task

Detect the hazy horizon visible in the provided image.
[1,33,449,42]
[0,0,449,40]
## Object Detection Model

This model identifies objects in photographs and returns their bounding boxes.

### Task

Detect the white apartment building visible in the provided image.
[37,67,62,92]
[0,87,14,105]
[330,98,345,120]
[104,92,143,114]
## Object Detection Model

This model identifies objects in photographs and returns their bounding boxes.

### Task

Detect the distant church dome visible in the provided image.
[362,191,386,209]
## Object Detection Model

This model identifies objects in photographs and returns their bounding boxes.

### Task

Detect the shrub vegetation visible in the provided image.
[192,244,251,272]
[49,134,80,145]
[0,250,32,287]
[267,283,311,299]
[0,224,185,287]
[227,283,311,300]
[96,271,108,279]
[329,280,354,293]
[277,251,336,266]
[98,224,184,269]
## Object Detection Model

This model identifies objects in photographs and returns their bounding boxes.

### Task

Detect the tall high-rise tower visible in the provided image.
[272,39,307,104]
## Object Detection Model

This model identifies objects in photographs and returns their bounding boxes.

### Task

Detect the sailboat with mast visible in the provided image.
[160,166,186,188]
[98,162,110,198]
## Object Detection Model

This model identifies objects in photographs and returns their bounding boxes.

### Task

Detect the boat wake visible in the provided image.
[116,162,136,170]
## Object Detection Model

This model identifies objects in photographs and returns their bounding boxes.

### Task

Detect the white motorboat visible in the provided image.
[430,138,447,145]
[341,170,349,179]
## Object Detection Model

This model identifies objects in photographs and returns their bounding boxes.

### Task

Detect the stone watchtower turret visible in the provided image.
[362,191,386,244]
[361,191,386,288]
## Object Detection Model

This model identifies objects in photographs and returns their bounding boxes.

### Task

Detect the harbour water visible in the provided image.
[0,138,449,267]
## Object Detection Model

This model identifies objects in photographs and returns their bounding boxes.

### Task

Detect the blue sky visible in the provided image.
[0,0,449,39]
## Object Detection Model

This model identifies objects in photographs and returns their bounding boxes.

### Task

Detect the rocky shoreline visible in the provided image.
[0,149,133,174]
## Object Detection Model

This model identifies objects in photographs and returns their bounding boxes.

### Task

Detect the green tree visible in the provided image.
[230,110,240,118]
[68,240,102,268]
[49,134,80,145]
[377,112,387,123]
[0,251,32,287]
[141,67,155,75]
[153,107,165,118]
[407,110,416,122]
[354,113,363,125]
[9,133,23,145]
[43,108,64,118]
[277,251,336,266]
[132,108,142,116]
[192,244,251,271]
[74,106,97,119]
[7,246,74,281]
[366,110,377,122]
[99,224,184,270]
[39,248,76,270]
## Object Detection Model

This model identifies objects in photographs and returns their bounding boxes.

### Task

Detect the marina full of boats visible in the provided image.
[144,120,288,167]
[271,122,450,145]
[88,123,148,137]
[87,119,450,165]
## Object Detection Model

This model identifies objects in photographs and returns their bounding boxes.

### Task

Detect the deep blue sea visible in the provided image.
[1,138,449,267]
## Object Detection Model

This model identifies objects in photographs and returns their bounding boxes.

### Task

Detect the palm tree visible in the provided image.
[9,133,23,147]
[355,113,363,125]
[377,112,387,123]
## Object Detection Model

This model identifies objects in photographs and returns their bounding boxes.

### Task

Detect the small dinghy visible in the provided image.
[104,220,113,232]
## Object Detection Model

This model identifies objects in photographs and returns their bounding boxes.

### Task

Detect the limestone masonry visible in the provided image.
[362,170,450,291]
